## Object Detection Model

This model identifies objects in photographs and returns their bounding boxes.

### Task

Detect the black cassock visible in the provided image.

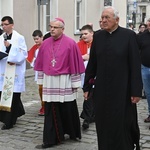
[83,27,142,150]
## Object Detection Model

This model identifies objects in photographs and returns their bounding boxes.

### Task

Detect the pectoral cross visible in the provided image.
[51,59,56,67]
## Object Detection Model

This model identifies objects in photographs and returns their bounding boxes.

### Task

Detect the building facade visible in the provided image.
[0,0,127,48]
[137,0,150,23]
[127,0,150,27]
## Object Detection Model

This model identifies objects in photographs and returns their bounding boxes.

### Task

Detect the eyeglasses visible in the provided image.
[0,23,11,26]
[49,25,63,29]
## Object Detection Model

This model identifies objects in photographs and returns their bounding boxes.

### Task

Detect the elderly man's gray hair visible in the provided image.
[147,18,150,22]
[104,6,120,19]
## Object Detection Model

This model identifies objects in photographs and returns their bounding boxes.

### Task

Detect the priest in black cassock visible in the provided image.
[83,6,142,150]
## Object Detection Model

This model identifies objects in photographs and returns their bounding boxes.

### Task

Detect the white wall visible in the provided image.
[0,0,13,18]
[113,0,127,27]
[86,0,102,31]
[13,0,38,49]
[146,4,150,21]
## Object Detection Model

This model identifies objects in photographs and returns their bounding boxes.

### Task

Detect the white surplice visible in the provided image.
[0,30,27,92]
[0,30,27,111]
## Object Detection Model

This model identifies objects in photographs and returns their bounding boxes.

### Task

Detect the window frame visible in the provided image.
[74,0,83,35]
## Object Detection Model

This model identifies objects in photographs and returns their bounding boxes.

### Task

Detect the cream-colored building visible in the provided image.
[137,0,150,23]
[0,0,127,48]
[127,0,150,25]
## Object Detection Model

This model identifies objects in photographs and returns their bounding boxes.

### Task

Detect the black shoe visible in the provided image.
[82,120,89,129]
[144,115,150,123]
[142,95,146,99]
[35,143,54,149]
[1,124,13,130]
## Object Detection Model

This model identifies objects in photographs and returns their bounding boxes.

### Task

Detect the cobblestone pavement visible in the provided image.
[0,69,150,150]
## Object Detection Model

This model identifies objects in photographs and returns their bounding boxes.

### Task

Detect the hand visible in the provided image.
[83,92,89,100]
[8,62,15,65]
[82,54,89,61]
[131,96,141,103]
[4,41,10,47]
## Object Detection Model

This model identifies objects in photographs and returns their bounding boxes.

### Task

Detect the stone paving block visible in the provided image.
[82,130,97,135]
[0,69,150,149]
[35,128,43,132]
[80,138,96,144]
[10,127,27,132]
[21,133,39,138]
[81,134,97,141]
[142,143,150,148]
[140,139,147,144]
[0,146,15,150]
[142,136,150,141]
[23,126,39,130]
[0,137,13,143]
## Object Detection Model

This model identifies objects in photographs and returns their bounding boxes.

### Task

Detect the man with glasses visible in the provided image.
[138,23,147,35]
[0,16,27,130]
[35,18,85,149]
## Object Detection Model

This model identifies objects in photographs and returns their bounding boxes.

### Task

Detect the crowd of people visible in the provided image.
[0,5,150,150]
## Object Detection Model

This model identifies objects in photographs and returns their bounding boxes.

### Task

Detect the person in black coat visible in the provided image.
[83,6,142,150]
[138,19,150,123]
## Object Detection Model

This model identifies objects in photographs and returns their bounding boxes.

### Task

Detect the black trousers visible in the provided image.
[43,100,81,145]
[0,92,25,127]
[80,88,95,123]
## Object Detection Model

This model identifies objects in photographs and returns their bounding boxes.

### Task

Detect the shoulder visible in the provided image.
[13,30,25,40]
[77,40,84,45]
[120,27,137,35]
[94,29,103,35]
[139,29,149,38]
[30,44,38,50]
[43,37,52,43]
[40,37,55,52]
[40,38,51,49]
[114,27,137,39]
[13,30,22,36]
[63,34,76,45]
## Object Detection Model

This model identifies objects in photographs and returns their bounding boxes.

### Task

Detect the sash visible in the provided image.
[26,44,39,63]
[0,63,16,112]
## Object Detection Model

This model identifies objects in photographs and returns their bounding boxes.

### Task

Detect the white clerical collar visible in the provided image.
[109,26,118,34]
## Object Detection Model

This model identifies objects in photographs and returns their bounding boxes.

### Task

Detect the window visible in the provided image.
[76,0,81,30]
[75,0,83,34]
[43,0,57,33]
[104,0,112,6]
[46,0,51,31]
